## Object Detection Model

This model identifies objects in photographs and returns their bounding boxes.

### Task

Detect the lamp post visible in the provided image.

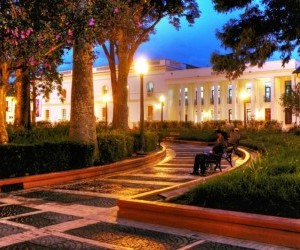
[103,93,110,128]
[159,95,165,123]
[135,57,149,153]
[240,91,250,128]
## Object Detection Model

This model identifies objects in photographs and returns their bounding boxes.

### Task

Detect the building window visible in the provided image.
[194,88,197,105]
[45,110,50,120]
[200,86,204,105]
[102,107,107,121]
[285,81,292,95]
[246,109,251,122]
[264,83,271,102]
[265,108,271,121]
[102,85,108,94]
[62,109,67,120]
[228,85,232,104]
[147,82,154,96]
[185,87,188,105]
[6,101,9,112]
[228,109,232,122]
[147,105,153,120]
[246,83,252,103]
[285,108,292,124]
[210,87,214,104]
[218,86,220,104]
[62,89,67,99]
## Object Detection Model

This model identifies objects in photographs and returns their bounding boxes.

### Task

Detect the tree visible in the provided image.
[210,1,300,79]
[280,82,300,125]
[97,0,200,129]
[0,0,68,138]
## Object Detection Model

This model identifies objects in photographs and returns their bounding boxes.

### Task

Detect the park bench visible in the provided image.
[205,146,234,172]
[164,132,180,142]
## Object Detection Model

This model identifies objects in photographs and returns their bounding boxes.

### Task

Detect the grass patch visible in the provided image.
[170,130,300,218]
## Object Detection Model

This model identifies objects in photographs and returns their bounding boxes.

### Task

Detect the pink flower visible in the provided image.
[67,30,73,36]
[114,7,119,13]
[88,18,95,26]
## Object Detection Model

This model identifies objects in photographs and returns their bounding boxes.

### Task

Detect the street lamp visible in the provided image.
[103,93,110,128]
[159,95,165,123]
[240,91,250,128]
[134,57,149,153]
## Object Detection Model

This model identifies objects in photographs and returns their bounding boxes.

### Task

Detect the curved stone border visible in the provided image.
[117,147,300,249]
[0,147,166,191]
[117,198,300,249]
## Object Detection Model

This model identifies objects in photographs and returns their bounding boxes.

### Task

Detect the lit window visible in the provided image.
[62,109,67,120]
[102,85,108,94]
[147,82,154,96]
[45,110,50,120]
[228,85,232,104]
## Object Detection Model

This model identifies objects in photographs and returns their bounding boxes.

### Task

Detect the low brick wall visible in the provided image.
[117,198,300,249]
[0,147,166,191]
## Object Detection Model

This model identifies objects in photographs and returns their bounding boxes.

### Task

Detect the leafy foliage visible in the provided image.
[280,82,300,124]
[211,0,300,79]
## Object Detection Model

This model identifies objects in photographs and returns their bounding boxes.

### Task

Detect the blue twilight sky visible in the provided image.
[59,1,297,71]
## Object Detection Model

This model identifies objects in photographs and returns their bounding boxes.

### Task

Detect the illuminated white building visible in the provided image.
[8,59,300,128]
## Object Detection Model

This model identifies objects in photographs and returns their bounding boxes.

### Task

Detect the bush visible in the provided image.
[0,142,94,179]
[97,131,134,165]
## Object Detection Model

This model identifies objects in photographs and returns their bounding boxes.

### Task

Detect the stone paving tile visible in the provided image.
[133,168,192,176]
[9,211,81,228]
[189,241,255,249]
[0,235,103,249]
[107,175,194,183]
[0,222,27,238]
[56,180,167,196]
[0,205,39,218]
[65,221,198,250]
[15,190,117,208]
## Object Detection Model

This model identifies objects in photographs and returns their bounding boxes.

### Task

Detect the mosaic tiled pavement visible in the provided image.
[0,142,292,249]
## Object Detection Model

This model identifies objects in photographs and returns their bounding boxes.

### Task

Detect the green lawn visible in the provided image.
[170,130,300,219]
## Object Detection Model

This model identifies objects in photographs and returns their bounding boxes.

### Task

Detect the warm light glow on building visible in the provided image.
[134,57,149,75]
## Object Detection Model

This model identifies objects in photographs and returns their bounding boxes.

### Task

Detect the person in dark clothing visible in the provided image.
[190,130,227,176]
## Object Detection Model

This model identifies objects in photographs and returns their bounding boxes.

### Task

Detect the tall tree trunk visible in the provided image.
[14,69,31,129]
[0,63,9,144]
[112,44,129,130]
[31,84,37,126]
[69,39,99,162]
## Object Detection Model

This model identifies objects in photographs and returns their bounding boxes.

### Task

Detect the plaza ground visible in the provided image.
[0,142,294,249]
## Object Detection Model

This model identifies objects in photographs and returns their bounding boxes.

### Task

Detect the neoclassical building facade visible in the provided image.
[6,58,300,128]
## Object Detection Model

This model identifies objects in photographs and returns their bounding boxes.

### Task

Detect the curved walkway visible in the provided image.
[0,142,292,249]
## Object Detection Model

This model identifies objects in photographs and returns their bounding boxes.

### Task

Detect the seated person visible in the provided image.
[190,130,227,176]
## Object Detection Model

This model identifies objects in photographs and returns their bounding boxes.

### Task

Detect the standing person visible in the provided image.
[190,130,227,176]
[228,128,240,146]
[228,128,241,156]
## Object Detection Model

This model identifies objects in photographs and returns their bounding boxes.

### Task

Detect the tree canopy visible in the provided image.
[211,0,300,79]
[96,0,200,129]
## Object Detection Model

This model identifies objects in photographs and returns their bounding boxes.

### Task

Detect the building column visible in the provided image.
[180,85,185,121]
[270,77,275,120]
[232,80,237,120]
[291,74,297,124]
[187,85,194,122]
[214,83,218,120]
[250,79,255,120]
[196,84,202,123]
